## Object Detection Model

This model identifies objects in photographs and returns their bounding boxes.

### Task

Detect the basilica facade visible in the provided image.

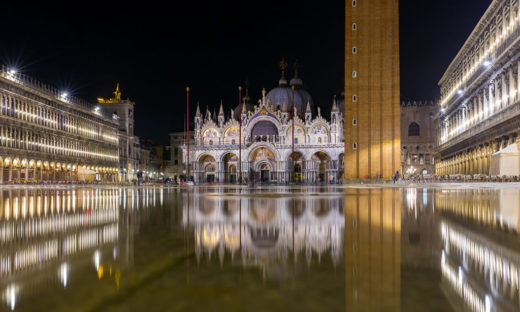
[184,67,345,184]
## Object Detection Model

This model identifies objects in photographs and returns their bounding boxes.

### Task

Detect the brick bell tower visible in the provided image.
[344,0,401,180]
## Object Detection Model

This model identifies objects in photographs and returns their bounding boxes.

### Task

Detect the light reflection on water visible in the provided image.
[0,186,520,311]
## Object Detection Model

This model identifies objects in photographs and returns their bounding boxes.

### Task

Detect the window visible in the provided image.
[353,142,358,150]
[174,160,178,165]
[352,71,357,78]
[352,46,357,54]
[231,139,236,145]
[408,122,420,136]
[209,140,213,145]
[352,95,358,102]
[294,138,298,144]
[352,119,357,126]
[352,23,357,30]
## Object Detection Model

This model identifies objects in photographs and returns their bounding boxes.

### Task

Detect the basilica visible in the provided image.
[184,62,345,184]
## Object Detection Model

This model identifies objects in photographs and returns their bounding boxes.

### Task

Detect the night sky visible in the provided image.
[0,1,492,144]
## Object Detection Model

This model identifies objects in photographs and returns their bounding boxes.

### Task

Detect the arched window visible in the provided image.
[408,122,420,136]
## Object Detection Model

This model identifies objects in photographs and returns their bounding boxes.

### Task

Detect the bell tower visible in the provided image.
[344,0,401,180]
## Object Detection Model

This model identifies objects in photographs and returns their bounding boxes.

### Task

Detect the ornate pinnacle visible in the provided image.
[195,101,201,117]
[219,100,224,115]
[293,59,300,78]
[279,57,288,78]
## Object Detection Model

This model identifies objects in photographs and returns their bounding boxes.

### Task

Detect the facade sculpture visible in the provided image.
[182,64,345,184]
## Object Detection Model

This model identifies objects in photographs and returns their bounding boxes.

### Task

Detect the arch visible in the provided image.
[202,128,219,145]
[310,124,330,144]
[224,126,240,145]
[199,154,216,183]
[249,147,276,162]
[311,151,331,183]
[408,122,420,136]
[286,125,306,145]
[251,120,278,142]
[289,151,305,182]
[221,152,238,183]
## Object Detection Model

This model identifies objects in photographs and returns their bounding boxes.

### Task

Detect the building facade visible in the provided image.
[436,0,520,176]
[183,67,344,184]
[344,0,401,180]
[401,101,436,177]
[0,66,119,182]
[98,84,140,182]
[169,131,193,181]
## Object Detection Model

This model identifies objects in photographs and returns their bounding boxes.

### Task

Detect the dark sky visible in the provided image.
[0,0,492,144]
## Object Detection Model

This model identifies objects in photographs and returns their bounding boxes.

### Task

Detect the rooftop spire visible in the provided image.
[306,99,311,112]
[278,57,288,86]
[219,100,224,115]
[195,101,201,117]
[332,95,338,112]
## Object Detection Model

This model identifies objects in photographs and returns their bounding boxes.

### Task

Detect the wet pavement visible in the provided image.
[0,185,518,311]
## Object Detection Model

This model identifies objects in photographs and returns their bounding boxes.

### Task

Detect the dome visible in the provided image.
[266,83,314,114]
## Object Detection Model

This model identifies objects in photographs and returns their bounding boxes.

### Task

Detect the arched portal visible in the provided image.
[249,147,276,183]
[222,153,238,183]
[289,152,305,182]
[311,151,331,183]
[258,162,272,183]
[199,154,216,183]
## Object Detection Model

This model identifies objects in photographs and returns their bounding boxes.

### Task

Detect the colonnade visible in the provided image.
[191,156,344,184]
[436,135,517,175]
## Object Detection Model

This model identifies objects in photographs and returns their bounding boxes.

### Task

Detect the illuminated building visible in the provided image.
[169,131,193,181]
[97,84,140,182]
[344,0,401,180]
[400,101,436,177]
[0,66,119,182]
[183,61,344,184]
[436,0,520,176]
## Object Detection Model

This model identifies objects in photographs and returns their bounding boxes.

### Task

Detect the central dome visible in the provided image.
[266,75,313,114]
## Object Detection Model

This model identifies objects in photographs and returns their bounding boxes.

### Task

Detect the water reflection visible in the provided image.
[183,190,345,280]
[0,187,165,311]
[3,186,520,311]
[436,188,520,312]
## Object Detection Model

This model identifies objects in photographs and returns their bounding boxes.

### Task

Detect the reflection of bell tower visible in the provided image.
[344,189,401,310]
[345,0,401,180]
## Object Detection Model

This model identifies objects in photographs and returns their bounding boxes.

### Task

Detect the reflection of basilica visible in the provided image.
[183,190,344,275]
[184,60,344,184]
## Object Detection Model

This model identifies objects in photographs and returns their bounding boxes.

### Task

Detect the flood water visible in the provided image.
[0,186,518,311]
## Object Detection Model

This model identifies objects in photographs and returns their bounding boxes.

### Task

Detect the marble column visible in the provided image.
[495,79,501,111]
[509,67,516,103]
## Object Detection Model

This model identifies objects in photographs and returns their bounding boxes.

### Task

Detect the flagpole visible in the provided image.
[291,85,295,154]
[238,85,243,184]
[186,87,190,181]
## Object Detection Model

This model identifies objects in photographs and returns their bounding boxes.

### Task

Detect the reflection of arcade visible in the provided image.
[0,188,143,311]
[183,192,344,277]
[436,189,520,312]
